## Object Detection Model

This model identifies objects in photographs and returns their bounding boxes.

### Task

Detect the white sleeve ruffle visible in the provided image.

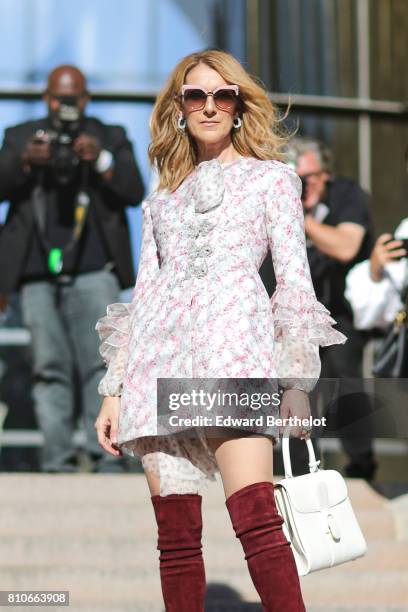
[95,199,160,396]
[95,302,134,396]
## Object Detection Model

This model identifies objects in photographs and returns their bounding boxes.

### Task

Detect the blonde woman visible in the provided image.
[94,50,346,612]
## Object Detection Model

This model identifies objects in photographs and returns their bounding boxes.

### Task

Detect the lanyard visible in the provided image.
[32,163,90,275]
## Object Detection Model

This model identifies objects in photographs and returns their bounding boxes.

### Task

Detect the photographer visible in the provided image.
[345,146,408,334]
[0,65,144,472]
[286,136,377,479]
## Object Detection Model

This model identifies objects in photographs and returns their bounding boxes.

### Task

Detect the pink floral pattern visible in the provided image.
[95,157,346,496]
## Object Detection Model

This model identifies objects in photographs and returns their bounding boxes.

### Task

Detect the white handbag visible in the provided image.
[274,434,368,575]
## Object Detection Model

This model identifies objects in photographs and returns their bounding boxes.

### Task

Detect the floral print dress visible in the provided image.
[95,157,346,496]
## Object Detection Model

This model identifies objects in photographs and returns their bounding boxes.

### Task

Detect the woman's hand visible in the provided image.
[279,388,312,439]
[370,233,406,282]
[94,396,123,457]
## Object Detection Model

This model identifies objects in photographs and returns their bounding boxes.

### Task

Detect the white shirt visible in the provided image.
[345,218,408,330]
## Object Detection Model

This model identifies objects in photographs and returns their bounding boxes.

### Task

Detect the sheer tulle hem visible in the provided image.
[270,285,347,347]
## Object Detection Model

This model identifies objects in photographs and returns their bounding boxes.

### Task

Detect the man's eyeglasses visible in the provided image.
[300,171,325,181]
[178,85,239,112]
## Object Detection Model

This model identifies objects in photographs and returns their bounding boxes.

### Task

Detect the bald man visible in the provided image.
[0,64,145,473]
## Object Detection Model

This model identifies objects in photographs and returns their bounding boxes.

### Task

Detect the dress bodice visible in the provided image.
[96,156,346,396]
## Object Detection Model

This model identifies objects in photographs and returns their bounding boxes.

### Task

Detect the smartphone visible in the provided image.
[385,236,408,260]
[398,237,408,253]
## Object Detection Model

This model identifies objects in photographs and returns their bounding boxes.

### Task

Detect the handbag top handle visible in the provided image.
[281,427,321,478]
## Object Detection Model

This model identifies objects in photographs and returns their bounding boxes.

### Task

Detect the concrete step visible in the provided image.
[306,608,407,612]
[7,605,406,612]
[1,534,407,570]
[0,474,390,509]
[0,474,149,504]
[0,502,156,536]
[214,608,408,612]
[50,604,408,611]
[0,474,406,610]
[340,478,390,509]
[1,565,407,606]
[0,503,397,543]
[300,569,408,607]
[390,493,408,541]
[1,567,408,608]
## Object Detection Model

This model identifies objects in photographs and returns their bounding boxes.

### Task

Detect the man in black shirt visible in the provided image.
[0,65,145,472]
[260,137,377,479]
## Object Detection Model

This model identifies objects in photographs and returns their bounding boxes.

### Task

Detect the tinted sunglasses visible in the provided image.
[179,84,239,112]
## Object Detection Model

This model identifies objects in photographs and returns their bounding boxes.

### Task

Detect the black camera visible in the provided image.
[50,95,82,184]
[37,96,82,185]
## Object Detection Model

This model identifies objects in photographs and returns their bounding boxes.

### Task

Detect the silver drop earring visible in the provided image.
[178,115,186,130]
[233,116,242,129]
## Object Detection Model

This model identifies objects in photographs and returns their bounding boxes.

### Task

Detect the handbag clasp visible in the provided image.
[326,513,341,542]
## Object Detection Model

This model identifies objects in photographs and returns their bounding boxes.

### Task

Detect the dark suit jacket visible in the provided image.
[0,116,145,292]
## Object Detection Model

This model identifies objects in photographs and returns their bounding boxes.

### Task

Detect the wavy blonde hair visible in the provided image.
[148,49,289,192]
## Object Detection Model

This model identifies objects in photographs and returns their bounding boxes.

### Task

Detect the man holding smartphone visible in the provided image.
[0,65,144,473]
[345,219,408,330]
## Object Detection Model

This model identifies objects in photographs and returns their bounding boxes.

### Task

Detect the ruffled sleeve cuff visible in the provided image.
[270,285,347,392]
[271,285,347,346]
[95,302,133,396]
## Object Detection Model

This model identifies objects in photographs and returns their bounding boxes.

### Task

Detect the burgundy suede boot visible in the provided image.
[151,493,206,612]
[225,481,306,612]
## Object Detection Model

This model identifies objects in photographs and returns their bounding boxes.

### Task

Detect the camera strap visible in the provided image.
[32,164,91,276]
